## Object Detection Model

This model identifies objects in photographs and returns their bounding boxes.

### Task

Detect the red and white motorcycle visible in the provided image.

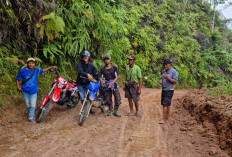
[36,68,79,123]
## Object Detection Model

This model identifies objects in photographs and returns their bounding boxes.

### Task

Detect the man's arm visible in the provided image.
[163,74,176,84]
[16,80,22,93]
[43,66,58,72]
[92,65,99,81]
[108,66,120,88]
[137,67,142,95]
[138,78,142,95]
[99,68,105,85]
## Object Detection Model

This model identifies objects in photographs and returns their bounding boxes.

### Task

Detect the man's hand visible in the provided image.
[52,66,58,69]
[17,86,22,93]
[100,80,106,86]
[137,89,141,95]
[159,80,162,85]
[43,66,58,72]
[108,82,114,88]
[123,87,126,91]
[87,74,93,81]
[163,74,169,79]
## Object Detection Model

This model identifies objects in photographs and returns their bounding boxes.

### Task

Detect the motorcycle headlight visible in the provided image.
[58,82,63,88]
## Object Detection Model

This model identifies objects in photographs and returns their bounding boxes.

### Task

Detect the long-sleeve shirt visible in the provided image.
[76,61,99,86]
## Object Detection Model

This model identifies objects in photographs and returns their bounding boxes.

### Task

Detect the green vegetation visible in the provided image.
[0,0,232,107]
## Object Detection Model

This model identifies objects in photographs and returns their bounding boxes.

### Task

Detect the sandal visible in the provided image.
[158,119,165,124]
[125,112,133,116]
[134,112,142,117]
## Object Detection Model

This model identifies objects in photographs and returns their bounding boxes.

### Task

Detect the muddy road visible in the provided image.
[0,88,230,157]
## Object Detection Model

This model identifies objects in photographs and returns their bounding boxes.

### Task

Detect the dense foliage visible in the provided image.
[0,0,232,107]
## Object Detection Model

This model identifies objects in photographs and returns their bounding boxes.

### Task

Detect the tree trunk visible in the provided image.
[211,0,217,33]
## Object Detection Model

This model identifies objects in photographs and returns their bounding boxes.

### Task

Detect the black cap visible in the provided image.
[103,55,110,60]
[128,55,136,60]
[163,59,172,65]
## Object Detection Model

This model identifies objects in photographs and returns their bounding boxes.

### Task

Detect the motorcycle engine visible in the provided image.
[57,91,71,106]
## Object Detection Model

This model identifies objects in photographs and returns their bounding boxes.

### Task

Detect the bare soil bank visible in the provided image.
[180,89,232,156]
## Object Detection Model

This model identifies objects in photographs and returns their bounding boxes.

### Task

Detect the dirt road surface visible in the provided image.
[0,88,229,157]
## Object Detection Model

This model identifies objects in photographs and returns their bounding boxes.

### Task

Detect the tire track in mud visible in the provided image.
[117,89,168,157]
[0,89,168,157]
[1,88,228,157]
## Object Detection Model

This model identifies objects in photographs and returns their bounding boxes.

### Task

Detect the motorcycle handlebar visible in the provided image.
[49,68,60,77]
[79,76,98,83]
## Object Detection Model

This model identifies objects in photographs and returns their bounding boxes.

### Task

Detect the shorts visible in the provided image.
[125,85,140,102]
[161,90,174,107]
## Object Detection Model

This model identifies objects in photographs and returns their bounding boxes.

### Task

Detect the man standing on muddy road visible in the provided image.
[124,55,142,117]
[16,58,57,123]
[159,59,178,124]
[99,55,121,117]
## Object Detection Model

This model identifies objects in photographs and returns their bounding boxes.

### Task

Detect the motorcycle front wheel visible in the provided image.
[78,100,91,126]
[36,100,53,123]
[67,92,80,109]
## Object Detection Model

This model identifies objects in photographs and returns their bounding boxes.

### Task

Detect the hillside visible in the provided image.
[0,0,232,112]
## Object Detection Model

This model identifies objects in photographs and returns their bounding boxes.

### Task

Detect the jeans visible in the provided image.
[78,85,89,104]
[23,92,37,120]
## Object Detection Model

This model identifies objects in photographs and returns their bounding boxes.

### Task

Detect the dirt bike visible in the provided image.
[36,68,80,123]
[78,78,110,126]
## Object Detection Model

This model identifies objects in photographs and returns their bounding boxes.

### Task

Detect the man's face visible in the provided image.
[129,59,135,66]
[104,58,110,65]
[27,61,35,69]
[83,56,89,62]
[164,63,171,71]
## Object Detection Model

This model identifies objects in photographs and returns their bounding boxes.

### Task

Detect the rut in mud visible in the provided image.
[0,88,230,157]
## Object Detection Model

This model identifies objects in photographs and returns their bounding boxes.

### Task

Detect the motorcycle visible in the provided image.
[36,68,80,123]
[78,78,110,126]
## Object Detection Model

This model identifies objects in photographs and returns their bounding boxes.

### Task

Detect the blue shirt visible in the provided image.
[161,68,178,91]
[16,67,43,94]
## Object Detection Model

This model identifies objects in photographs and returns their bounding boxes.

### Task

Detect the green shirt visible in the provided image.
[126,64,142,84]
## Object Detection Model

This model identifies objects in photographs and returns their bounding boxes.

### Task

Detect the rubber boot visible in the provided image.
[107,104,114,116]
[113,105,121,117]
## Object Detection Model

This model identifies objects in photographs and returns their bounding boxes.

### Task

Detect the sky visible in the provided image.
[214,0,232,29]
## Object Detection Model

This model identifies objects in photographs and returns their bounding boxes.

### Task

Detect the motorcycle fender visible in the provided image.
[41,96,50,108]
[52,87,61,102]
[89,91,96,101]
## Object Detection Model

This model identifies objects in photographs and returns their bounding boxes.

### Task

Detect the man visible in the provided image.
[124,55,142,117]
[16,58,57,123]
[99,55,121,117]
[159,59,178,124]
[76,50,99,114]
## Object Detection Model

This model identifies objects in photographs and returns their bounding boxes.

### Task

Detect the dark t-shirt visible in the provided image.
[100,65,119,81]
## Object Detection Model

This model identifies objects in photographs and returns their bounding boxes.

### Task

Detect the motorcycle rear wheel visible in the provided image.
[36,100,53,123]
[78,100,91,126]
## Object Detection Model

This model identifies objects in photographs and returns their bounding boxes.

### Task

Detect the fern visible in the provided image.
[37,12,65,41]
